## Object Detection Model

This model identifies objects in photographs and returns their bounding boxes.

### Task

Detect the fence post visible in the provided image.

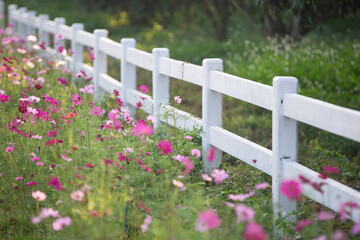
[71,23,84,73]
[152,48,170,130]
[0,0,4,28]
[121,38,136,115]
[93,29,108,101]
[54,17,66,55]
[8,4,17,27]
[38,14,49,47]
[17,7,26,38]
[202,59,223,174]
[26,10,36,36]
[272,76,299,225]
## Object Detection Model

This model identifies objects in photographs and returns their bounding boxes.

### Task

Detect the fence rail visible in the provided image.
[3,2,360,224]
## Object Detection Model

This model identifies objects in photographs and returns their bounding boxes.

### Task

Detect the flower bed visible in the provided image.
[0,24,359,239]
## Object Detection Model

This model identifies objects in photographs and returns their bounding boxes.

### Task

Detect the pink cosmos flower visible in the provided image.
[57,46,64,54]
[332,230,349,240]
[172,179,184,188]
[352,219,360,235]
[185,135,193,140]
[137,101,143,108]
[323,165,340,175]
[15,177,23,181]
[37,162,44,166]
[295,219,313,232]
[317,211,335,221]
[70,190,85,202]
[90,106,105,116]
[280,180,302,201]
[5,146,14,152]
[229,191,254,202]
[339,202,360,221]
[207,146,215,163]
[312,235,326,240]
[48,176,63,190]
[27,35,37,42]
[60,154,72,162]
[72,93,83,106]
[56,34,64,40]
[140,85,149,93]
[141,215,152,232]
[157,140,173,155]
[201,174,212,181]
[195,209,221,232]
[52,217,71,231]
[135,123,154,136]
[0,94,10,103]
[27,181,38,186]
[174,96,182,104]
[235,204,255,223]
[146,115,156,124]
[32,191,47,201]
[243,222,267,240]
[191,149,201,159]
[255,182,270,190]
[182,157,194,171]
[211,169,229,184]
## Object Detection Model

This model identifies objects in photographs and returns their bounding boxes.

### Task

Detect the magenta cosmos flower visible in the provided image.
[157,140,173,155]
[280,179,302,201]
[140,85,149,93]
[195,209,221,232]
[48,176,63,190]
[243,222,267,240]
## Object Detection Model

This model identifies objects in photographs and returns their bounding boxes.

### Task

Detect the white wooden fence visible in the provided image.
[4,3,360,224]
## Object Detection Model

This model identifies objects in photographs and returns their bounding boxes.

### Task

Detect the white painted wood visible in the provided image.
[31,16,40,29]
[126,89,153,114]
[153,48,170,130]
[99,37,122,59]
[283,159,360,222]
[121,38,137,115]
[209,126,273,175]
[160,105,202,130]
[71,23,84,73]
[126,48,153,71]
[38,14,50,47]
[26,10,36,36]
[94,29,108,101]
[43,20,55,33]
[17,7,27,37]
[0,0,4,28]
[99,73,122,92]
[272,76,299,222]
[76,30,95,48]
[210,71,273,110]
[54,17,65,55]
[202,59,223,173]
[7,4,17,28]
[159,58,203,86]
[58,25,72,40]
[284,94,360,143]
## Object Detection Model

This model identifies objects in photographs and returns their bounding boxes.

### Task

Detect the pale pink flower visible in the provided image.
[235,204,255,223]
[201,174,212,182]
[312,235,326,240]
[255,182,270,190]
[280,180,302,201]
[243,222,267,240]
[141,215,152,232]
[182,157,194,171]
[60,154,72,162]
[191,149,201,159]
[174,96,182,104]
[211,169,229,184]
[70,190,85,202]
[185,135,193,140]
[146,115,156,123]
[56,34,64,40]
[195,209,221,232]
[317,211,335,221]
[38,208,60,219]
[173,155,184,161]
[52,217,71,231]
[332,230,349,240]
[32,191,47,201]
[37,162,44,166]
[225,202,235,208]
[229,191,254,202]
[27,35,37,42]
[172,179,184,188]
